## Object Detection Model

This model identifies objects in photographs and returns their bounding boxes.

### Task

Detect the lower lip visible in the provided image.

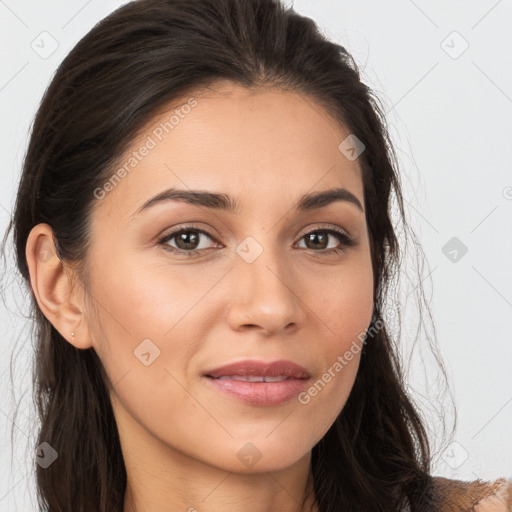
[203,376,309,406]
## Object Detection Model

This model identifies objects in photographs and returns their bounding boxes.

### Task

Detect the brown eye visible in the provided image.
[174,230,201,250]
[158,227,218,255]
[304,231,329,250]
[297,228,356,254]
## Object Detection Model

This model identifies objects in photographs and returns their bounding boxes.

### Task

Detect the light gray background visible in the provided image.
[1,0,511,510]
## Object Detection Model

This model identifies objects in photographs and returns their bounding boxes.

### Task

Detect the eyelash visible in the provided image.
[157,224,356,257]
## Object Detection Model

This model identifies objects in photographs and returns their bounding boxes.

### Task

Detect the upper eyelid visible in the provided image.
[297,224,352,239]
[160,224,353,246]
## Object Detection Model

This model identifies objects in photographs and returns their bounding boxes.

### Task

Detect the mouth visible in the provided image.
[203,359,311,380]
[211,375,292,382]
[202,359,311,406]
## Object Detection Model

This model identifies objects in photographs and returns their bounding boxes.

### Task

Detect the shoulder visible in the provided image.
[422,475,512,511]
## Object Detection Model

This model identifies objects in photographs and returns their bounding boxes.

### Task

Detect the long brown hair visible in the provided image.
[2,0,451,510]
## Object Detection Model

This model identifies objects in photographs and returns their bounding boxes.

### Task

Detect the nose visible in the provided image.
[225,242,305,337]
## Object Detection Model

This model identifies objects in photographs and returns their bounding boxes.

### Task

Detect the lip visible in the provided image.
[202,359,311,407]
[204,359,311,379]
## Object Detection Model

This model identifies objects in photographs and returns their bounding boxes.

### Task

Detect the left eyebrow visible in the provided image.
[296,187,364,213]
[132,186,364,217]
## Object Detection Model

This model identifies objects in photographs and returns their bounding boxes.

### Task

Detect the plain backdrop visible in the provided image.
[1,0,511,510]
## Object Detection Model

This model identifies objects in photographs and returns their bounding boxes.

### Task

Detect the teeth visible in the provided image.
[216,375,289,382]
[262,376,289,382]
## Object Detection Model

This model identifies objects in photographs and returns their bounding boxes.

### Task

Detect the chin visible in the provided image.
[203,438,312,474]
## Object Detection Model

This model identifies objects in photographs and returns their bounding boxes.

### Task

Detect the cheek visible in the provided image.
[298,262,373,415]
[309,260,374,344]
[90,256,209,338]
[87,256,229,393]
[87,262,204,438]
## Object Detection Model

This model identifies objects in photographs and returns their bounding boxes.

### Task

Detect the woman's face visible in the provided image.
[83,82,374,474]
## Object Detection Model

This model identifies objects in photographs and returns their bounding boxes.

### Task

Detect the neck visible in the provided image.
[122,448,318,512]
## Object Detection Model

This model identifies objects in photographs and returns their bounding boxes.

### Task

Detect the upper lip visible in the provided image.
[204,359,311,379]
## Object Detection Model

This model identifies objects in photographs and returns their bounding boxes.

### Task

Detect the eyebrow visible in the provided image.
[133,186,364,216]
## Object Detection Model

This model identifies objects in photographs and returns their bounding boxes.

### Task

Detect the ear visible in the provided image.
[25,223,93,349]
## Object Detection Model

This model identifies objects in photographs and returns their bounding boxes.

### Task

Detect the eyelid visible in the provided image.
[159,222,352,242]
[294,224,356,253]
[157,222,356,255]
[157,222,219,241]
[158,224,221,249]
[296,223,352,240]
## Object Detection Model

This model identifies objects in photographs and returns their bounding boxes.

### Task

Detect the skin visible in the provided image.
[26,81,375,512]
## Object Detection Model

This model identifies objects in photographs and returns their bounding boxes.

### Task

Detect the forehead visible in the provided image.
[94,82,365,219]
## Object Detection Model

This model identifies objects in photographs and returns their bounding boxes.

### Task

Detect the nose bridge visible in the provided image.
[228,231,301,332]
[236,233,291,294]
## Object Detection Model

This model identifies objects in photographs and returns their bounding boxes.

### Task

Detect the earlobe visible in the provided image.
[25,223,93,349]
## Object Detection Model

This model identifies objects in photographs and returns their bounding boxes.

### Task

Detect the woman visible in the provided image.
[4,0,510,510]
